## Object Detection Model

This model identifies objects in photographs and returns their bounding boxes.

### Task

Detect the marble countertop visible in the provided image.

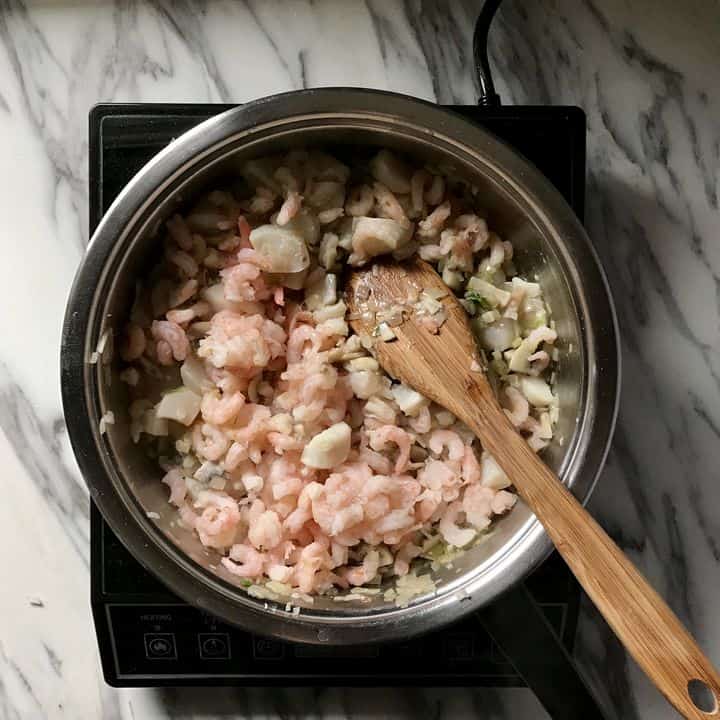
[1,1,719,718]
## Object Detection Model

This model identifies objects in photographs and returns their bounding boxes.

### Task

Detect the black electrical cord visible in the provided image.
[473,0,503,106]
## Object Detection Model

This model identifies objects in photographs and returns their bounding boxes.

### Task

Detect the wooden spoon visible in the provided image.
[346,257,720,719]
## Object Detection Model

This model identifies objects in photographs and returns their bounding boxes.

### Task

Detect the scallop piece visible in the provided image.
[301,422,352,469]
[350,217,413,263]
[249,224,310,273]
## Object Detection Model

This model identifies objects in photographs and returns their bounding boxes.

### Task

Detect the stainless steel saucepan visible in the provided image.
[61,88,619,645]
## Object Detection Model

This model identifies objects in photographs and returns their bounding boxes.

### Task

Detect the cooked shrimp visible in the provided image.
[194,491,240,549]
[248,510,283,550]
[201,391,246,425]
[193,423,230,462]
[166,248,199,277]
[151,320,189,362]
[166,301,210,326]
[428,429,465,462]
[168,278,199,309]
[417,200,451,239]
[344,549,380,586]
[528,350,550,375]
[222,543,265,578]
[162,468,187,507]
[408,405,431,434]
[461,446,481,484]
[461,484,494,530]
[368,426,413,473]
[276,190,303,225]
[121,323,146,362]
[345,184,374,216]
[373,182,408,224]
[166,214,194,251]
[439,501,476,547]
[502,386,529,427]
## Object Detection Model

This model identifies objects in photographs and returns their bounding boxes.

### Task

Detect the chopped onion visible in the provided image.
[155,387,202,426]
[180,354,214,395]
[475,317,517,351]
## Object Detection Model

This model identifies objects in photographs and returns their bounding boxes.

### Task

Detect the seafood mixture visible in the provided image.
[117,148,559,599]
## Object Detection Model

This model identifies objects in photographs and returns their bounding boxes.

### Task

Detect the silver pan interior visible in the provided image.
[61,89,619,644]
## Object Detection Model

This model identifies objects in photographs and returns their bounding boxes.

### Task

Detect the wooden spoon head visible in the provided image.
[345,257,499,425]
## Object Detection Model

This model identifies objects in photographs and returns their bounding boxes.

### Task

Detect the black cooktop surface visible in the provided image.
[88,102,596,708]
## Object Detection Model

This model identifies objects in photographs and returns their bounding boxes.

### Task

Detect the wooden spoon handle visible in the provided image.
[475,414,720,718]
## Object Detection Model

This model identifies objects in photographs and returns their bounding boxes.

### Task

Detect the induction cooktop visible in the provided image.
[87,102,604,720]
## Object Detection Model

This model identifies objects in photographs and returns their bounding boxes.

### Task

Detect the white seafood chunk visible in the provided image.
[250,224,310,273]
[301,422,352,469]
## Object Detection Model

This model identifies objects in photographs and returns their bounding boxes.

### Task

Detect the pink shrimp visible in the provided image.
[393,542,422,576]
[294,542,329,593]
[416,489,442,522]
[120,323,146,362]
[193,423,230,462]
[237,215,252,247]
[439,501,476,547]
[267,432,304,453]
[194,491,240,549]
[166,301,210,326]
[358,446,393,475]
[162,468,187,507]
[344,550,380,586]
[201,391,246,425]
[417,200,451,239]
[428,429,465,462]
[222,543,265,578]
[487,235,506,268]
[273,286,285,306]
[455,214,489,252]
[151,320,189,362]
[272,476,304,500]
[417,459,456,491]
[286,324,323,363]
[373,182,408,224]
[166,214,193,251]
[461,484,494,530]
[168,278,199,309]
[424,174,445,205]
[199,312,286,371]
[407,405,431,434]
[502,386,530,427]
[345,184,374,216]
[462,446,481,484]
[156,340,173,365]
[410,169,430,216]
[220,262,269,302]
[166,248,199,277]
[248,510,283,551]
[276,190,303,226]
[368,426,413,474]
[491,490,517,515]
[528,350,550,376]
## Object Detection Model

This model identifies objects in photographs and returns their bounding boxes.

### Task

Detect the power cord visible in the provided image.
[473,0,503,106]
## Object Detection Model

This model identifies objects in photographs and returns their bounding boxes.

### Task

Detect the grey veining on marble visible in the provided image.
[0,0,719,718]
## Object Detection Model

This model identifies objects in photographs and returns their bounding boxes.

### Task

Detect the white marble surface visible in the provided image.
[1,1,719,718]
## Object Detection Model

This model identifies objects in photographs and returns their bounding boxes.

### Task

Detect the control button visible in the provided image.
[198,632,231,660]
[443,633,474,660]
[253,637,285,660]
[144,633,177,660]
